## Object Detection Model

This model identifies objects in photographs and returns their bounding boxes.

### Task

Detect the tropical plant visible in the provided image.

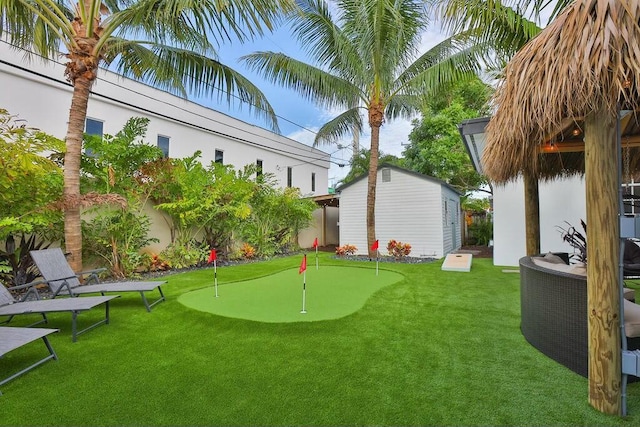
[468,216,493,247]
[0,0,296,272]
[82,207,159,277]
[557,220,587,264]
[0,234,52,286]
[335,244,357,256]
[241,180,316,256]
[159,239,209,270]
[387,240,412,259]
[241,0,481,257]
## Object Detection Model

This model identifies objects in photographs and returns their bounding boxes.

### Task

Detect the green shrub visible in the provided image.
[468,216,493,246]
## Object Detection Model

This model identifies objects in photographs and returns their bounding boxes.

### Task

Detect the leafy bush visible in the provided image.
[468,216,493,246]
[336,244,357,256]
[387,240,412,259]
[82,208,158,277]
[160,240,209,269]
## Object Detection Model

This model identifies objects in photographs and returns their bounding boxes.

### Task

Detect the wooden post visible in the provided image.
[523,169,541,256]
[585,109,621,415]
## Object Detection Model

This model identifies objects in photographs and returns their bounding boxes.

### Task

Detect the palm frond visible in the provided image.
[106,40,280,132]
[240,51,361,111]
[437,0,542,58]
[0,0,73,56]
[313,107,362,146]
[384,95,422,121]
[289,0,365,81]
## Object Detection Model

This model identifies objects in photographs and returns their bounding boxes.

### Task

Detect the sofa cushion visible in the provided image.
[531,258,586,275]
[624,299,640,338]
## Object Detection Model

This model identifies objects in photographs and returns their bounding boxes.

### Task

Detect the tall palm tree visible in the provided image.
[0,0,295,271]
[241,0,480,257]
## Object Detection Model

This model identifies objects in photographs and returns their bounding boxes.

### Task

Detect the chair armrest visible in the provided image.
[7,279,46,291]
[8,279,46,302]
[77,268,107,285]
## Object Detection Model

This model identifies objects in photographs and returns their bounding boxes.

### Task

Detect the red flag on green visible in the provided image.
[299,254,307,274]
[371,240,379,251]
[208,249,217,263]
[312,237,318,248]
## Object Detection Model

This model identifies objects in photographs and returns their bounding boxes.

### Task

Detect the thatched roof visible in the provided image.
[483,0,640,183]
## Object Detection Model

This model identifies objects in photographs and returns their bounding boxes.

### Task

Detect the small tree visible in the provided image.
[81,117,162,276]
[0,109,64,286]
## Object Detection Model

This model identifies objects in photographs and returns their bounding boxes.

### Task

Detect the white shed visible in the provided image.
[336,164,463,258]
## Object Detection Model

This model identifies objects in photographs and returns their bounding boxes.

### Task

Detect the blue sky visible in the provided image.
[190,11,448,187]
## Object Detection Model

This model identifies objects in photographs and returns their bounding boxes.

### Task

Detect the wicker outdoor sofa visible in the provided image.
[519,255,640,377]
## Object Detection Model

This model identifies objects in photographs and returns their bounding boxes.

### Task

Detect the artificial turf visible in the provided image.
[178,265,403,322]
[1,254,640,426]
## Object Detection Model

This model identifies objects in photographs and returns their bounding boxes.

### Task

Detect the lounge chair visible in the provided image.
[0,326,59,395]
[30,248,166,312]
[0,282,117,342]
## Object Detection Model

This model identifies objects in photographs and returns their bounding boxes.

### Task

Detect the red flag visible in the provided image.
[312,237,318,248]
[371,240,379,251]
[208,249,217,263]
[299,254,307,274]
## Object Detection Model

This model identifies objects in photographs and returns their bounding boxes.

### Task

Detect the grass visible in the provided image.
[1,253,640,426]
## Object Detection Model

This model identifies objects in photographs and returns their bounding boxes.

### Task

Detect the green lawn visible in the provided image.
[1,254,639,426]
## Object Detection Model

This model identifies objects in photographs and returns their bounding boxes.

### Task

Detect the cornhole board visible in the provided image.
[441,253,473,272]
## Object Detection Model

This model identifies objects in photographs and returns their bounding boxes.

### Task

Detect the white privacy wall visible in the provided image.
[492,176,587,266]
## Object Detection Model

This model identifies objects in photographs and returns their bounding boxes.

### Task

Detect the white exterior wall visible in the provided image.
[298,206,339,248]
[0,42,329,196]
[492,176,586,266]
[339,167,459,258]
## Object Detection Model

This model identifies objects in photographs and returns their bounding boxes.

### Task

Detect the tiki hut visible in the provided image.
[482,0,640,416]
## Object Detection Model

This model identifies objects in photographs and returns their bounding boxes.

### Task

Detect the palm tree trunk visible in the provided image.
[63,75,93,272]
[367,124,380,258]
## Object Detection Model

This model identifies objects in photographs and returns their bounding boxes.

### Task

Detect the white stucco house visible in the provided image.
[336,164,463,258]
[0,40,332,250]
[459,117,587,266]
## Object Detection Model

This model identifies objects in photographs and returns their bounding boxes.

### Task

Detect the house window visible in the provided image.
[256,159,263,178]
[215,150,224,164]
[311,172,316,192]
[382,168,391,182]
[84,118,103,156]
[157,135,170,158]
[287,167,293,187]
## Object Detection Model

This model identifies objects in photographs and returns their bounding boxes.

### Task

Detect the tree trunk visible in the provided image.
[63,76,93,272]
[585,109,621,415]
[523,169,540,256]
[366,102,383,258]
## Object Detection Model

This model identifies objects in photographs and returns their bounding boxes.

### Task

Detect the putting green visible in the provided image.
[178,265,403,322]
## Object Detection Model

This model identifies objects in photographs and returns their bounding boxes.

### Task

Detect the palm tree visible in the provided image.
[0,0,295,271]
[436,0,574,64]
[241,0,480,257]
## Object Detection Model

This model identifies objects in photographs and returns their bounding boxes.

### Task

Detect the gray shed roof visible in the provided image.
[336,163,463,196]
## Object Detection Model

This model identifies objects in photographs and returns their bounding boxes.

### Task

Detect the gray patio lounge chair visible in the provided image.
[0,326,58,395]
[31,248,166,312]
[0,282,117,342]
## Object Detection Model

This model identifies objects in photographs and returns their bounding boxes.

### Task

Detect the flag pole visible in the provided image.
[301,270,307,314]
[214,259,218,298]
[376,250,379,276]
[315,245,318,270]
